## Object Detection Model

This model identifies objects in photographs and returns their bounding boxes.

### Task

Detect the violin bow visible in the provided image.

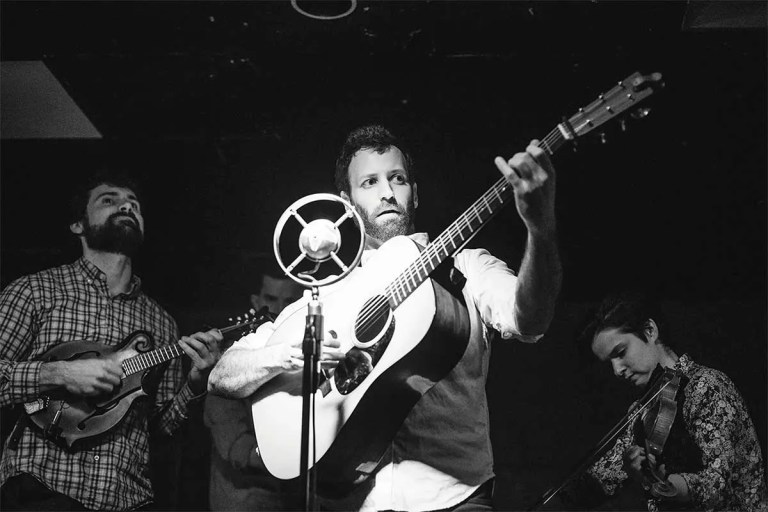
[528,372,677,510]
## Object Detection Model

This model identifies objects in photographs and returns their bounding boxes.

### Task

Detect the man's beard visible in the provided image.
[356,199,416,243]
[81,213,143,257]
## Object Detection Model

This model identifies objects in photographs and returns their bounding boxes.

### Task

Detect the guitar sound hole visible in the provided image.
[354,296,391,345]
[335,297,396,395]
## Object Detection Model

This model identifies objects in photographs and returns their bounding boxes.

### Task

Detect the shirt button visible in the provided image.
[93,455,100,461]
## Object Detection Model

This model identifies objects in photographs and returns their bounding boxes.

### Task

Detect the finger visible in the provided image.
[187,331,221,346]
[103,362,124,378]
[179,338,205,366]
[494,156,521,185]
[527,140,546,161]
[320,350,347,361]
[323,337,341,348]
[101,372,122,386]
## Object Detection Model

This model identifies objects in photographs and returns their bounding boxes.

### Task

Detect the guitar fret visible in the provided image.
[492,185,504,204]
[472,206,482,225]
[386,107,587,313]
[408,268,417,291]
[418,259,428,281]
[482,195,492,214]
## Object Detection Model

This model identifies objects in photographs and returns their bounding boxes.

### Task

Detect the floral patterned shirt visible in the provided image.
[585,354,767,511]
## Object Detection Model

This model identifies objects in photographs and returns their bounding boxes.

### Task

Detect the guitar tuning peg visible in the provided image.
[599,132,607,144]
[620,119,628,132]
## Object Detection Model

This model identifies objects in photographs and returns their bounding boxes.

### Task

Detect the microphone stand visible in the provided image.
[300,286,323,511]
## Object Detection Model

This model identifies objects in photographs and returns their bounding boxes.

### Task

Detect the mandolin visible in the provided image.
[24,308,272,448]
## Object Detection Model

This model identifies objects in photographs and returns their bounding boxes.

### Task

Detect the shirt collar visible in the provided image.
[76,257,142,298]
[361,232,429,265]
[674,353,694,372]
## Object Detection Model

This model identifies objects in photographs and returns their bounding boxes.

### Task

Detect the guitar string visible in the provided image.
[356,78,648,334]
[351,129,563,337]
[352,129,562,333]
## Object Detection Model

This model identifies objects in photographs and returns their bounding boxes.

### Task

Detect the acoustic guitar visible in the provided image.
[251,72,663,493]
[25,309,271,448]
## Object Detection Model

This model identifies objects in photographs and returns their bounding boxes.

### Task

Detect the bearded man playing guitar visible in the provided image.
[209,124,562,511]
[0,171,222,511]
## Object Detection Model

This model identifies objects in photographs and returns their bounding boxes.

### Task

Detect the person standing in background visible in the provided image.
[204,264,304,511]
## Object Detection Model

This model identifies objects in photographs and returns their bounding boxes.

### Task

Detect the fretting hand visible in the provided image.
[494,140,557,237]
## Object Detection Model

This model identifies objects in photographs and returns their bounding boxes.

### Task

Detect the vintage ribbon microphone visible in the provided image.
[272,193,365,511]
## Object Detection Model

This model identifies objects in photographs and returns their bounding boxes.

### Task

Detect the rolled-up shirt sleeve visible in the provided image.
[454,248,543,343]
[0,276,44,407]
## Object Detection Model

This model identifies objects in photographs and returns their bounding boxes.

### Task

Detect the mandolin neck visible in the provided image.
[121,343,185,376]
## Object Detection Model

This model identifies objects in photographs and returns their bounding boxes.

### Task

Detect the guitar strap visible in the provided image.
[412,240,467,304]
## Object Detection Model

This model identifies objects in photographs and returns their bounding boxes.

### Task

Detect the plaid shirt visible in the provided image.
[0,257,201,510]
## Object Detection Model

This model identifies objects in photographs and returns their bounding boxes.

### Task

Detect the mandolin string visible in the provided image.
[353,129,564,335]
[121,316,265,375]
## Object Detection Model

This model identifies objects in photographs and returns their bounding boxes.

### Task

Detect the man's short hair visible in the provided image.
[334,124,416,195]
[68,168,143,225]
[254,260,294,294]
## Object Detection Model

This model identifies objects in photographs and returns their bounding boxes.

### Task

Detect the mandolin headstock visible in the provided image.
[222,306,275,340]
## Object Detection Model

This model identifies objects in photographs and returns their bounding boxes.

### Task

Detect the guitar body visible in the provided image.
[28,331,156,447]
[251,236,471,493]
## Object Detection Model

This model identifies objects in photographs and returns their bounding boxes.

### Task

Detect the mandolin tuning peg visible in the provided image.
[630,107,652,120]
[599,132,608,144]
[620,119,628,132]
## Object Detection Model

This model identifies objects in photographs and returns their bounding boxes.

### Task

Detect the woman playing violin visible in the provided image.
[570,292,767,511]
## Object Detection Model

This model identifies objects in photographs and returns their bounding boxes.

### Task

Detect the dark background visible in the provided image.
[1,1,765,510]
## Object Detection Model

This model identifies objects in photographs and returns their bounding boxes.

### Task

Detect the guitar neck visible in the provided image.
[385,126,568,309]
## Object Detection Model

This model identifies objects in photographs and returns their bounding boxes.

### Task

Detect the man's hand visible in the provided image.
[40,358,124,396]
[494,140,556,236]
[283,329,346,370]
[179,329,223,393]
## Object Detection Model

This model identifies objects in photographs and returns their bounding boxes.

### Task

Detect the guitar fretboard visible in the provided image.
[384,126,567,308]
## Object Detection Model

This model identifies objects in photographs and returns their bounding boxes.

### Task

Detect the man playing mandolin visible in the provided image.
[567,292,767,511]
[209,124,562,510]
[0,170,222,510]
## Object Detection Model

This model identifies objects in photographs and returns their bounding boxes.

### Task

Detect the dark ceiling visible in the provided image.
[1,1,766,320]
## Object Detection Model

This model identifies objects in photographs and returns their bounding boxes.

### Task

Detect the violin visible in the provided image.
[633,365,685,499]
[529,364,685,510]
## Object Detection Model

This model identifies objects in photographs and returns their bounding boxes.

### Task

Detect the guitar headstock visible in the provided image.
[564,71,663,139]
